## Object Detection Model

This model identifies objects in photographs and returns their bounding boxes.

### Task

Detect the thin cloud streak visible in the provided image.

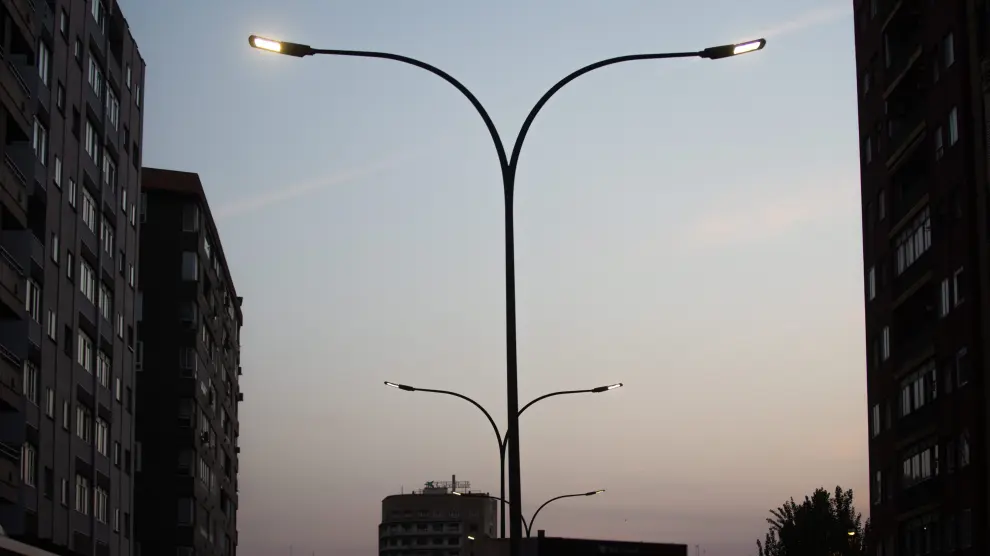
[684,185,849,249]
[750,1,851,41]
[214,145,429,220]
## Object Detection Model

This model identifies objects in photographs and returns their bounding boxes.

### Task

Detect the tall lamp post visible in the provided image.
[384,380,621,538]
[248,34,767,556]
[452,490,605,538]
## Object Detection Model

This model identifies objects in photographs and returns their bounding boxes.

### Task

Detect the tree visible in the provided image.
[757,486,871,556]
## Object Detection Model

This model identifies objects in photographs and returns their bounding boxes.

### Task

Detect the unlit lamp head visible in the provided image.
[384,381,416,392]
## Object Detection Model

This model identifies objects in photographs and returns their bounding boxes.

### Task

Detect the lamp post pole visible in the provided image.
[384,381,621,538]
[249,35,767,556]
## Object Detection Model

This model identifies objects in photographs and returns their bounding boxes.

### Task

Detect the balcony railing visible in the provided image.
[887,104,926,161]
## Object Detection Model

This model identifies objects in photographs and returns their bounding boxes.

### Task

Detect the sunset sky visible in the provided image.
[121,1,866,554]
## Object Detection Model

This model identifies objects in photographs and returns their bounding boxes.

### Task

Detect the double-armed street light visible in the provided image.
[453,489,605,538]
[248,33,767,556]
[384,380,621,538]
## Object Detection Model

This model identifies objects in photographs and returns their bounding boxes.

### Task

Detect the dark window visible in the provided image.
[43,467,53,499]
[71,107,80,138]
[124,450,131,474]
[63,325,72,357]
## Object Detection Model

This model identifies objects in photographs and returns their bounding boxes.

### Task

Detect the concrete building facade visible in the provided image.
[853,0,990,552]
[0,0,145,554]
[135,168,242,556]
[380,481,497,556]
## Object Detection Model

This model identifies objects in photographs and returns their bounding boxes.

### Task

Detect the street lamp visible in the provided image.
[452,490,603,538]
[383,380,621,538]
[526,490,604,537]
[250,34,767,555]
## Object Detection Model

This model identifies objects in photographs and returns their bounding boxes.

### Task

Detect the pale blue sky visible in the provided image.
[121,1,865,555]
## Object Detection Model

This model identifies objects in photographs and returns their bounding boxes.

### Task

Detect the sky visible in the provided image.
[119,1,866,555]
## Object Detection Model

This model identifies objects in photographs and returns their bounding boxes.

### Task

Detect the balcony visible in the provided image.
[890,153,928,225]
[0,51,31,137]
[892,285,936,371]
[0,343,17,411]
[0,440,17,504]
[882,0,924,93]
[885,95,926,166]
[0,247,22,318]
[3,0,38,53]
[0,155,26,229]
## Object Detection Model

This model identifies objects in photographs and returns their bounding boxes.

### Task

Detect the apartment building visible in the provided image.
[135,168,242,556]
[854,0,990,552]
[0,0,145,554]
[380,481,497,556]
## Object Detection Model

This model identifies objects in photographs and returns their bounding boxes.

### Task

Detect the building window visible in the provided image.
[25,279,39,322]
[125,64,132,89]
[76,405,92,443]
[56,82,64,111]
[68,178,77,208]
[53,156,62,188]
[21,443,36,487]
[75,475,90,514]
[871,404,881,437]
[45,388,54,418]
[866,266,875,301]
[900,361,936,416]
[80,260,96,303]
[872,470,882,504]
[73,38,81,61]
[953,267,964,305]
[37,41,50,86]
[881,326,890,361]
[182,204,200,232]
[88,55,103,99]
[948,107,959,146]
[33,118,47,163]
[877,189,885,221]
[95,486,108,523]
[114,377,121,401]
[60,478,68,506]
[944,33,955,68]
[106,86,119,129]
[182,252,199,281]
[95,418,109,456]
[935,126,944,159]
[100,216,114,256]
[77,331,93,373]
[103,156,117,194]
[894,206,931,275]
[116,313,124,339]
[956,347,970,387]
[939,278,951,317]
[959,431,971,467]
[128,264,135,287]
[85,120,100,163]
[114,508,120,532]
[46,309,57,340]
[22,362,37,404]
[901,441,939,488]
[96,350,111,388]
[61,400,69,430]
[99,282,112,322]
[863,136,872,164]
[82,188,97,232]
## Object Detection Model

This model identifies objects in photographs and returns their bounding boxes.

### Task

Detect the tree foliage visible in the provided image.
[757,486,871,556]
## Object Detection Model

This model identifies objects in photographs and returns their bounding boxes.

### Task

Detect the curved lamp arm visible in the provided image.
[526,490,604,537]
[247,36,509,173]
[384,382,503,447]
[502,383,623,449]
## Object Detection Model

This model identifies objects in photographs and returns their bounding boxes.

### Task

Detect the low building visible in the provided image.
[475,532,688,556]
[379,478,496,555]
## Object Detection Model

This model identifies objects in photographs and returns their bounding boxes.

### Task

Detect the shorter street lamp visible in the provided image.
[383,380,621,538]
[452,490,605,537]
